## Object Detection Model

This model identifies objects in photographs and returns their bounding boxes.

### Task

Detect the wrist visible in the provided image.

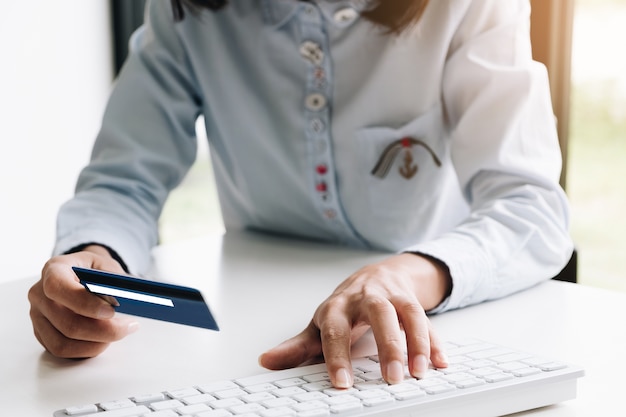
[399,252,452,311]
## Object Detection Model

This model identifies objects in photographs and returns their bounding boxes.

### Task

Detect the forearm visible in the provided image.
[410,173,573,313]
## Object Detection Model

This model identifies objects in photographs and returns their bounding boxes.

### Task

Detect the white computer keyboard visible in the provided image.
[53,339,584,417]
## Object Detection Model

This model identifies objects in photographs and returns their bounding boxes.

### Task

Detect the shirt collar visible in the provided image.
[261,0,374,29]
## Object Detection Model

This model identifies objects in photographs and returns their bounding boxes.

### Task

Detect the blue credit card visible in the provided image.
[73,266,219,331]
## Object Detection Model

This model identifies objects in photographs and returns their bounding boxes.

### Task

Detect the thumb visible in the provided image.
[259,321,322,370]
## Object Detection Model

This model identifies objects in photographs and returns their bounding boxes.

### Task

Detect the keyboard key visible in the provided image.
[352,358,380,373]
[302,372,331,383]
[291,391,328,402]
[353,389,390,400]
[150,399,184,411]
[230,402,267,414]
[468,367,502,377]
[198,380,241,393]
[439,364,470,374]
[99,399,135,411]
[146,410,178,417]
[302,381,334,391]
[423,383,456,395]
[241,392,277,403]
[261,397,297,408]
[359,371,383,381]
[496,361,528,372]
[512,367,543,377]
[362,395,395,407]
[213,388,248,399]
[441,372,475,383]
[446,343,494,357]
[491,352,532,364]
[275,378,307,388]
[166,387,201,399]
[245,383,279,394]
[483,372,515,383]
[324,394,360,406]
[322,387,358,396]
[272,387,306,397]
[415,377,447,388]
[353,380,390,390]
[129,393,165,404]
[76,405,150,417]
[210,398,245,409]
[521,357,551,367]
[177,403,212,414]
[455,378,486,389]
[195,410,234,417]
[464,359,496,369]
[538,362,568,371]
[384,382,423,395]
[292,400,329,413]
[393,390,427,401]
[181,393,217,405]
[329,402,362,414]
[467,348,513,360]
[64,404,98,415]
[297,410,330,417]
[259,406,297,416]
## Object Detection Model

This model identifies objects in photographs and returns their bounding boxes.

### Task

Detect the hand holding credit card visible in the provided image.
[73,266,219,330]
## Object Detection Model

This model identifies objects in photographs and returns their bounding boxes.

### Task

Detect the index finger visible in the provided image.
[41,260,115,320]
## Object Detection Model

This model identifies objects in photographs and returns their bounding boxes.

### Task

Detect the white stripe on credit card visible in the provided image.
[85,283,174,307]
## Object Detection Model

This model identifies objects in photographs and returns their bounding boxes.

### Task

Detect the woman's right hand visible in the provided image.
[28,245,139,358]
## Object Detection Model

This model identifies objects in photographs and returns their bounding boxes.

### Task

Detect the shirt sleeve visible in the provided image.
[408,0,574,313]
[53,0,201,274]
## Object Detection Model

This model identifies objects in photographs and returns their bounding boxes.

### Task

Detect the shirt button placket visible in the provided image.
[298,5,341,224]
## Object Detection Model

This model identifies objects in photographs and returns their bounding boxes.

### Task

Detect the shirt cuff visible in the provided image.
[64,242,130,273]
[405,234,498,314]
[54,228,152,275]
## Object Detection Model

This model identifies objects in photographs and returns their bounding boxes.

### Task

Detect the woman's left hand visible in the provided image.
[259,253,452,388]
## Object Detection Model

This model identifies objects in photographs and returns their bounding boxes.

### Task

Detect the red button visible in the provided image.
[316,182,327,192]
[316,164,328,175]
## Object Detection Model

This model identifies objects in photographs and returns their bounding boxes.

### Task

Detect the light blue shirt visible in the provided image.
[55,0,573,313]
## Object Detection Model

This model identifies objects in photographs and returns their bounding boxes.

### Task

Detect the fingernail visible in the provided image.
[386,360,404,384]
[412,354,429,378]
[334,368,352,389]
[126,321,140,335]
[97,305,115,319]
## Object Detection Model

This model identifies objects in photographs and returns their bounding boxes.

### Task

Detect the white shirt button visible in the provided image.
[300,41,324,66]
[305,93,327,112]
[333,7,358,24]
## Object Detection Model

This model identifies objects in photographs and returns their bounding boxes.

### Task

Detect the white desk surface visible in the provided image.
[1,231,623,416]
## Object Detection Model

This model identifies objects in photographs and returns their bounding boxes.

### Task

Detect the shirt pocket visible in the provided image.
[355,105,449,218]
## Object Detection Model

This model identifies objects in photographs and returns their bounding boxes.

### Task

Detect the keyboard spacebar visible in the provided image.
[79,405,150,417]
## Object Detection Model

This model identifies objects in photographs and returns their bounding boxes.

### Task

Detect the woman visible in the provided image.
[28,0,572,389]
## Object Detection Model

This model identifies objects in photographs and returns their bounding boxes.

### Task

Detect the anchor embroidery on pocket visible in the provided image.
[371,137,442,179]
